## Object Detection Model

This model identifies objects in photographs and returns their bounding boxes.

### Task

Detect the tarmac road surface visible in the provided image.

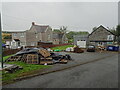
[3,52,118,88]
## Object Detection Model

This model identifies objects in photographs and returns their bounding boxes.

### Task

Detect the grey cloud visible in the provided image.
[2,2,118,33]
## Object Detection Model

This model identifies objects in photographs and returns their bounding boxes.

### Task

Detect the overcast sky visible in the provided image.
[2,2,118,33]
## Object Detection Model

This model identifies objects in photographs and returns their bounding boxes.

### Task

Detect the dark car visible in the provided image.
[87,45,95,52]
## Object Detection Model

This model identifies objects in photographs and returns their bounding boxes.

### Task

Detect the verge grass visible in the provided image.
[2,61,51,84]
[51,45,74,50]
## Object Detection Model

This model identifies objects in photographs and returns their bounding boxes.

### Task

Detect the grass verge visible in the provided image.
[2,61,51,84]
[51,45,74,51]
[3,55,13,61]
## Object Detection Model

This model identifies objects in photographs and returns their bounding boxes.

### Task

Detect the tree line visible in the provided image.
[53,26,89,43]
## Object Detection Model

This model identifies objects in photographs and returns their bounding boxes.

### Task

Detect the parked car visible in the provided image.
[87,45,95,52]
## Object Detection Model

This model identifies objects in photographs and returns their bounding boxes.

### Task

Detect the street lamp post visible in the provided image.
[0,13,3,68]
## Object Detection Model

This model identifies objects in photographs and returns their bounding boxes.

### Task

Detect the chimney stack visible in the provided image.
[32,22,35,25]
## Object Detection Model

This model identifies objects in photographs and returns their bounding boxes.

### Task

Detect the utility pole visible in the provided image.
[0,13,3,68]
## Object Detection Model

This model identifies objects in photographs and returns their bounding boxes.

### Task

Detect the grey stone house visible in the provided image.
[88,25,115,48]
[26,22,53,46]
[11,22,53,48]
[53,32,68,44]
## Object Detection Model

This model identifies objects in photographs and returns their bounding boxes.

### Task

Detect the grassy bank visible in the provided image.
[51,45,74,51]
[2,61,51,84]
[3,55,13,61]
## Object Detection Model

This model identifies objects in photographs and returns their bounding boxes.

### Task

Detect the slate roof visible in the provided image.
[53,33,64,39]
[74,34,89,41]
[88,25,115,37]
[31,25,49,33]
[2,30,26,33]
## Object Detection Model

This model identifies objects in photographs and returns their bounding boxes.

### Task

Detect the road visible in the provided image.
[3,52,118,88]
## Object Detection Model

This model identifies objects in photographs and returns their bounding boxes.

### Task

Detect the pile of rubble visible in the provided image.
[66,46,84,53]
[5,48,72,65]
[4,65,23,73]
[74,46,84,53]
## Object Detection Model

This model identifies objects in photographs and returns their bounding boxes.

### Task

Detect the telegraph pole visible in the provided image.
[0,13,3,68]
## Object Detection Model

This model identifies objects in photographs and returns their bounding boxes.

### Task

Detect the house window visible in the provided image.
[31,42,35,46]
[98,42,104,45]
[21,33,24,37]
[81,40,85,41]
[12,42,15,46]
[21,42,25,45]
[14,33,17,37]
[48,34,51,40]
[36,35,38,38]
[18,42,20,46]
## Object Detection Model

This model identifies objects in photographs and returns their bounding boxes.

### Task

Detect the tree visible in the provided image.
[2,32,12,39]
[92,27,97,31]
[66,31,89,43]
[109,27,116,34]
[116,25,120,44]
[110,25,120,44]
[4,35,12,39]
[60,26,67,34]
[2,39,5,44]
[53,29,61,33]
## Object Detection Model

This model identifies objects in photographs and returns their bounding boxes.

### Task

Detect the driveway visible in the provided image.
[3,51,118,88]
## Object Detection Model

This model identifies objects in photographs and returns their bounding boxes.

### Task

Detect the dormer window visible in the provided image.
[21,33,24,37]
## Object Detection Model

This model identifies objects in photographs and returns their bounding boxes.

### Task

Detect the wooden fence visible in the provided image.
[46,43,72,48]
[3,49,21,56]
[26,43,72,48]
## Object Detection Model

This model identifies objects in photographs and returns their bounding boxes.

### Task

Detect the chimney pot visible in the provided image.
[32,22,35,25]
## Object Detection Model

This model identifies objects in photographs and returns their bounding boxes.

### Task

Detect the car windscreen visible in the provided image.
[88,46,94,48]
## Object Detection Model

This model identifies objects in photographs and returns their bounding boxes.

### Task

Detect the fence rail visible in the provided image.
[26,43,72,48]
[3,43,72,56]
[40,43,72,48]
[3,49,21,56]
